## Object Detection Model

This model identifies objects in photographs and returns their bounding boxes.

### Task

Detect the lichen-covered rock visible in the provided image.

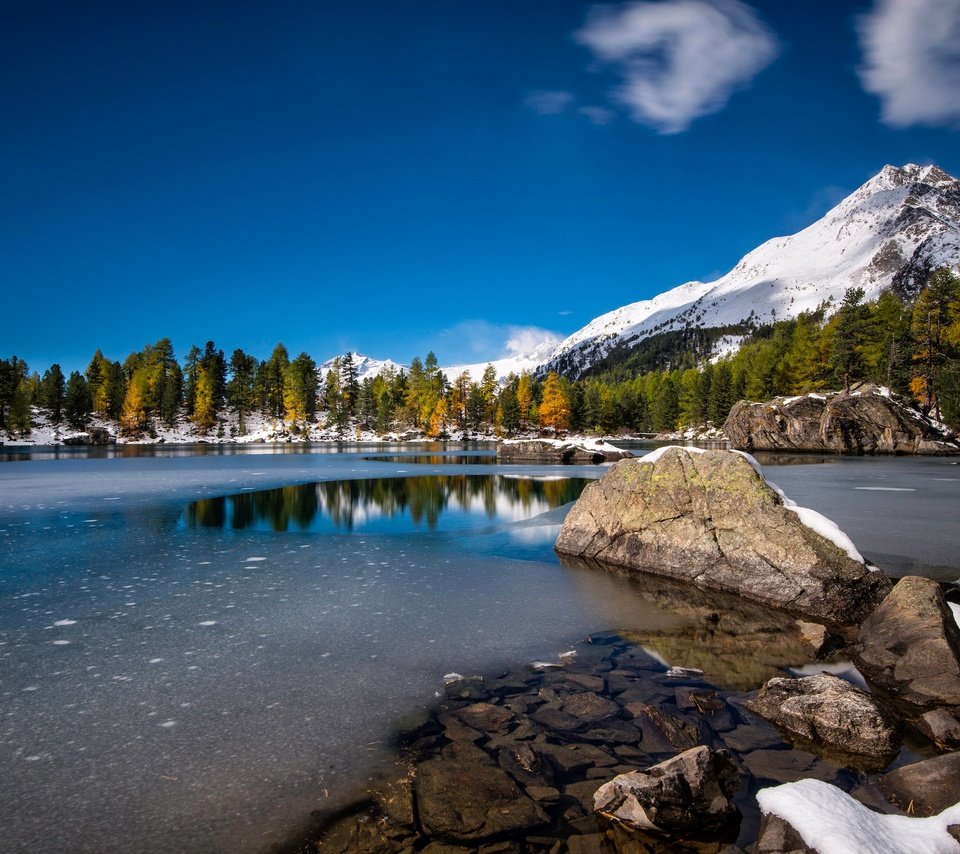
[743,674,900,758]
[853,576,960,709]
[554,447,891,625]
[723,385,959,455]
[593,746,740,834]
[496,438,634,464]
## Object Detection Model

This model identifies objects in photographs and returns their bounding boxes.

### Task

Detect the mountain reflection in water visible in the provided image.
[182,475,591,534]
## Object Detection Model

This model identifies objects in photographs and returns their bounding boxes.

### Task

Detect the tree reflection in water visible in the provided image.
[182,475,590,533]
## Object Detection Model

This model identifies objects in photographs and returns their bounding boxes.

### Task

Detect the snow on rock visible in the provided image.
[543,163,960,378]
[756,778,960,854]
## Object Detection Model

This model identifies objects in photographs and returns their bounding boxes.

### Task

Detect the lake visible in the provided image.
[1,442,957,852]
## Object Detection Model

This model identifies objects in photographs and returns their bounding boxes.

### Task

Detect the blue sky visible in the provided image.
[2,0,959,374]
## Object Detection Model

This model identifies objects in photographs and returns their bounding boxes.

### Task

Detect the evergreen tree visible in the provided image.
[9,381,31,437]
[39,364,66,423]
[651,374,680,432]
[262,343,290,419]
[160,363,182,427]
[910,268,960,418]
[285,352,318,426]
[227,349,258,433]
[339,352,359,416]
[497,384,520,435]
[0,356,28,430]
[829,287,867,392]
[64,371,92,430]
[516,372,534,428]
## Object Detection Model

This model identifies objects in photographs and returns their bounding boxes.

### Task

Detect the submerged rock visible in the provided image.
[593,745,741,835]
[496,438,634,464]
[554,447,891,625]
[743,673,900,759]
[415,754,548,843]
[853,575,960,709]
[723,385,959,455]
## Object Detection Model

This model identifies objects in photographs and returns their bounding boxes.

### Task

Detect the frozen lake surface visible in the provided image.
[1,442,957,852]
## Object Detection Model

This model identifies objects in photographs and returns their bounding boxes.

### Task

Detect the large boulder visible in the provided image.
[875,753,960,815]
[743,673,900,759]
[555,447,892,625]
[723,385,959,455]
[497,438,634,464]
[593,746,740,834]
[853,576,960,709]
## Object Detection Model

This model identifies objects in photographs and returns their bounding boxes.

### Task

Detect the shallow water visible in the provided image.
[0,442,957,852]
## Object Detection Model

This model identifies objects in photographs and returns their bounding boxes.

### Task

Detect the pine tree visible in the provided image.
[227,349,258,433]
[517,372,534,428]
[9,381,31,437]
[40,364,66,423]
[64,371,92,430]
[829,287,867,393]
[0,356,28,430]
[339,352,359,416]
[910,268,960,418]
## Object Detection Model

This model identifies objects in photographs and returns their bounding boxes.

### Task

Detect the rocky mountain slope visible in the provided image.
[541,164,960,378]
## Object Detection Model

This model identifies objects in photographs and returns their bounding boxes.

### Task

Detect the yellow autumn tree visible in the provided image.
[538,372,570,434]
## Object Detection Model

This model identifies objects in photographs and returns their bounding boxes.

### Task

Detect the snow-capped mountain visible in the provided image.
[542,164,960,378]
[320,352,404,382]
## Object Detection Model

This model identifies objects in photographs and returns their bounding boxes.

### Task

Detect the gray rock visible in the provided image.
[854,575,960,708]
[743,673,900,758]
[755,813,816,853]
[723,386,959,455]
[917,708,960,749]
[496,439,634,464]
[555,447,891,626]
[876,753,960,815]
[593,745,740,834]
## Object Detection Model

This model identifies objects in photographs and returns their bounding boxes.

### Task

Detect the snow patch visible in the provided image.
[757,779,960,854]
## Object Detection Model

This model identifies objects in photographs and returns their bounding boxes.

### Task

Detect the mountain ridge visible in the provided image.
[540,163,960,378]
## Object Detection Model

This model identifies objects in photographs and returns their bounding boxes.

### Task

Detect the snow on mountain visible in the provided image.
[441,336,560,384]
[542,163,960,378]
[319,352,404,382]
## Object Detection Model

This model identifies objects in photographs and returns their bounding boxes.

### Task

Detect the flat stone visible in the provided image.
[530,705,581,732]
[525,786,560,804]
[561,691,621,724]
[626,703,701,752]
[416,756,548,843]
[742,749,838,784]
[876,753,960,815]
[720,724,783,753]
[454,702,516,734]
[537,742,618,775]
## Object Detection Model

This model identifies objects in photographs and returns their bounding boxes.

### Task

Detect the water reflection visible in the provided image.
[363,453,495,465]
[182,475,590,534]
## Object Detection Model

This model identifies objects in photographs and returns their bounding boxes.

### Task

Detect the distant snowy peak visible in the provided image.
[320,352,404,382]
[542,163,960,378]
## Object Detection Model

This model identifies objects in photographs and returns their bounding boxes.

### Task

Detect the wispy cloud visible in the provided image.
[857,0,960,128]
[525,90,575,115]
[579,105,617,125]
[575,0,779,134]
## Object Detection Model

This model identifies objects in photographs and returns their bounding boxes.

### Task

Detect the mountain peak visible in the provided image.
[541,163,960,378]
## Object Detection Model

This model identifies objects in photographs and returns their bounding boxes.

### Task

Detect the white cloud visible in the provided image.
[575,0,779,134]
[504,326,562,357]
[857,0,960,128]
[437,321,561,363]
[525,90,575,114]
[579,105,617,125]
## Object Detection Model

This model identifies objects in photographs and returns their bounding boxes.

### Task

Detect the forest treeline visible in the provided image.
[2,268,959,441]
